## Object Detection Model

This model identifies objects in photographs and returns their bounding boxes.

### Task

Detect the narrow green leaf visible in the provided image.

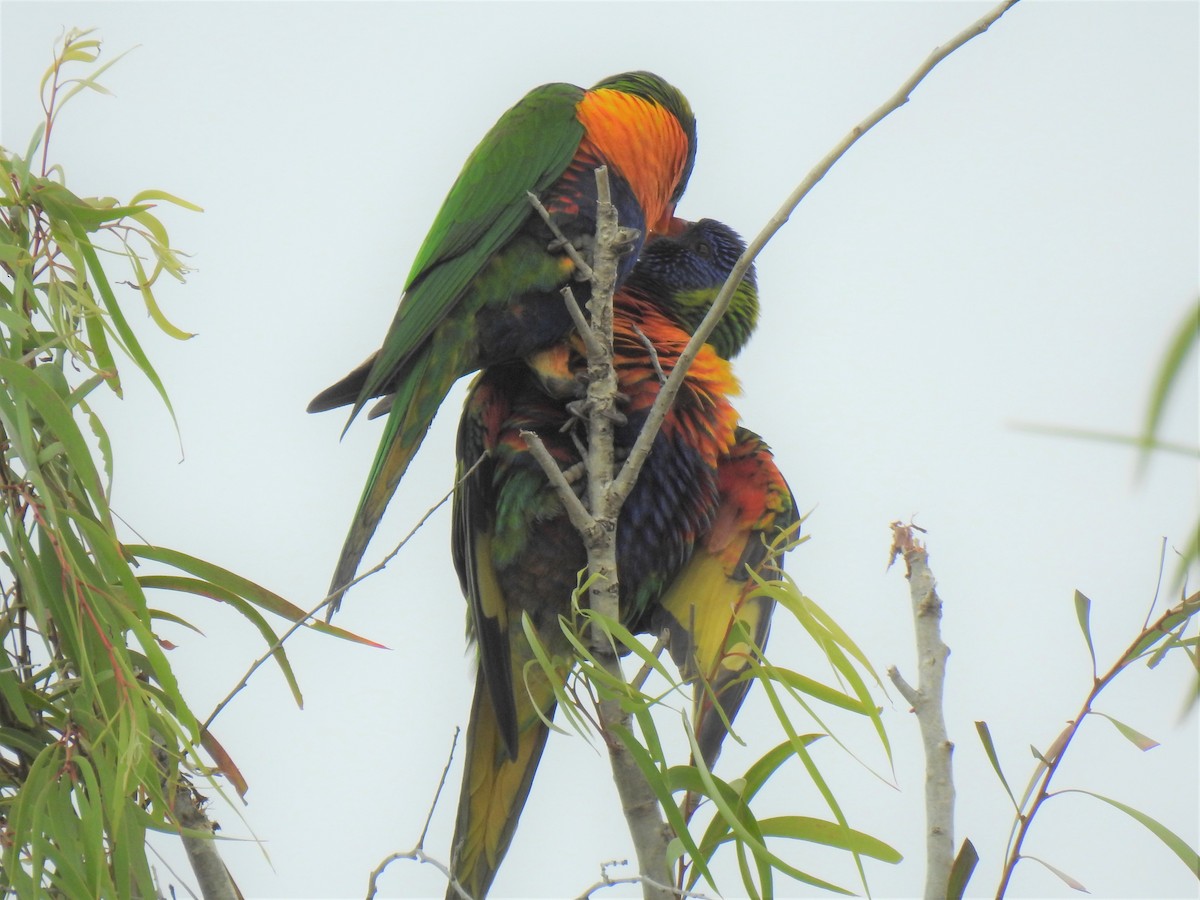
[1010,421,1199,459]
[31,180,149,230]
[147,607,205,635]
[129,544,385,648]
[1063,789,1200,877]
[1091,711,1160,751]
[631,704,668,771]
[1138,298,1199,473]
[946,837,979,900]
[793,580,886,689]
[517,614,574,736]
[747,816,901,862]
[611,724,715,889]
[0,669,35,727]
[768,667,869,714]
[1074,589,1097,676]
[74,234,177,421]
[756,578,893,765]
[577,606,678,686]
[710,678,858,895]
[124,246,195,340]
[22,122,47,174]
[0,726,52,757]
[975,720,1021,812]
[740,738,819,806]
[1024,854,1090,893]
[0,239,31,267]
[78,398,114,494]
[83,311,121,396]
[0,357,112,525]
[734,835,763,900]
[138,574,304,710]
[128,188,204,212]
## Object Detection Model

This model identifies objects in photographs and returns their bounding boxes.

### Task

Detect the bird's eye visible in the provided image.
[694,240,712,259]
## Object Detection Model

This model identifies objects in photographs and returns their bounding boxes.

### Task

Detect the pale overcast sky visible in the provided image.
[2,2,1197,898]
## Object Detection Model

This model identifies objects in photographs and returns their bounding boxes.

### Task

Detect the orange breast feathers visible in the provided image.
[576,88,691,234]
[612,306,742,465]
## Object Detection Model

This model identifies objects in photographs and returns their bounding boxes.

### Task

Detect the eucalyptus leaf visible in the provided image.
[1092,711,1160,751]
[1063,789,1200,877]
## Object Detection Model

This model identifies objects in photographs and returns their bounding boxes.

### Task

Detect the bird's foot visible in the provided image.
[612,225,641,257]
[563,396,628,430]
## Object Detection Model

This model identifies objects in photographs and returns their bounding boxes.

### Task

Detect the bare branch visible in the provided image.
[562,284,604,359]
[204,455,487,731]
[631,324,666,384]
[520,429,596,536]
[579,167,677,900]
[367,729,465,899]
[575,857,716,899]
[527,190,594,282]
[171,781,238,900]
[609,0,1021,514]
[366,846,468,900]
[888,522,955,900]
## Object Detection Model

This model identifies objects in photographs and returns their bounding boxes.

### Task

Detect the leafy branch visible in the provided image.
[0,28,375,897]
[986,588,1200,896]
[886,524,961,900]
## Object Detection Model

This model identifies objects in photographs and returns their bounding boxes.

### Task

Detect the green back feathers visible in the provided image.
[356,83,586,410]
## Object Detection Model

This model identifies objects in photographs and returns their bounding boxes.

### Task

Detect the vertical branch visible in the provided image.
[172,784,238,900]
[581,168,623,640]
[154,743,238,900]
[582,168,676,900]
[522,170,674,897]
[887,523,955,900]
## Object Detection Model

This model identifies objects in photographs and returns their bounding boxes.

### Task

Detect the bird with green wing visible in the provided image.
[448,219,797,898]
[308,72,697,619]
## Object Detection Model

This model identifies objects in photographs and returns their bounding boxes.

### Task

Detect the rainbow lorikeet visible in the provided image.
[448,219,797,898]
[308,71,697,617]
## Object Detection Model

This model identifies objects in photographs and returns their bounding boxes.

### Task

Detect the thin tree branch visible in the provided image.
[562,284,605,360]
[582,168,676,900]
[527,190,595,282]
[608,0,1020,516]
[155,742,236,900]
[366,728,466,900]
[203,454,487,732]
[522,167,675,899]
[575,858,714,899]
[887,522,955,900]
[520,429,596,536]
[995,590,1200,897]
[631,324,666,384]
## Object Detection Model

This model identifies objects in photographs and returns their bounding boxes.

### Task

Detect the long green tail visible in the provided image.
[325,343,464,620]
[448,648,557,899]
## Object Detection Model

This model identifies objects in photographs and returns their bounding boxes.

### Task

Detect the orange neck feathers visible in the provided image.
[576,89,691,234]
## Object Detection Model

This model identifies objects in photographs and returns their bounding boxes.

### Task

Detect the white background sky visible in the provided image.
[2,2,1197,898]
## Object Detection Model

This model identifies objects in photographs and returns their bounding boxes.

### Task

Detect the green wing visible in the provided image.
[352,82,586,416]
